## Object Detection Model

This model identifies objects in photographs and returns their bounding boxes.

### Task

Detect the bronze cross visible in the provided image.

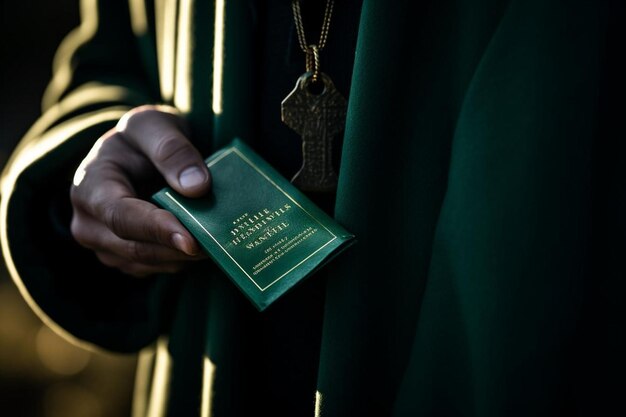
[281,72,347,192]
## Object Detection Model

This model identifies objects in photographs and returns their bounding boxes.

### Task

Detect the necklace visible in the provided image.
[281,0,347,192]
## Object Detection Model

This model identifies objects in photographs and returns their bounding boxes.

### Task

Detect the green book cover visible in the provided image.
[152,138,355,311]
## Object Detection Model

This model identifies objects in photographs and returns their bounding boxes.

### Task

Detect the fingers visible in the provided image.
[71,212,206,266]
[70,106,211,278]
[100,198,199,255]
[71,132,200,255]
[95,252,189,278]
[72,194,200,256]
[117,105,211,198]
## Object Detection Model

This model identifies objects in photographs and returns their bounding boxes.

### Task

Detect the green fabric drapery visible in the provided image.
[1,0,623,415]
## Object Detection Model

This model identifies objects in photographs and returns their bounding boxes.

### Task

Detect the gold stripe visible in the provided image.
[200,356,217,417]
[145,337,172,417]
[131,347,156,417]
[315,390,323,417]
[5,85,137,168]
[212,0,225,114]
[156,0,178,101]
[42,0,99,109]
[0,109,129,354]
[129,0,149,35]
[174,0,193,112]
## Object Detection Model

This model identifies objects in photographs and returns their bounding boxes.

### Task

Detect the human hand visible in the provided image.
[70,105,210,277]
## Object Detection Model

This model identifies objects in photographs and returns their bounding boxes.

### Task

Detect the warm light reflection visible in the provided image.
[174,0,193,112]
[212,0,225,115]
[129,0,149,35]
[132,347,154,417]
[73,135,106,187]
[36,326,91,376]
[146,338,172,417]
[20,84,135,149]
[200,356,217,417]
[315,390,323,417]
[156,0,178,102]
[116,103,182,133]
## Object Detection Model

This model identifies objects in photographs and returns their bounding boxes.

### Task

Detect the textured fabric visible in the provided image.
[1,0,624,416]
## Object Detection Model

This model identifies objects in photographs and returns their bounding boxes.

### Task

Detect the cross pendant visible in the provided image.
[281,72,347,192]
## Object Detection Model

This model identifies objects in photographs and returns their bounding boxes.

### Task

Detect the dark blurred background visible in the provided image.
[1,1,137,416]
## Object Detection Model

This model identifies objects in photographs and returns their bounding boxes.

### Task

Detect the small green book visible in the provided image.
[152,138,355,311]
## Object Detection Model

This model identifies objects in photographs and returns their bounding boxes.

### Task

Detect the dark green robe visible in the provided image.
[1,0,624,415]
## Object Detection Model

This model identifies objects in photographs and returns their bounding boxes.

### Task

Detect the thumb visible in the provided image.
[118,106,211,197]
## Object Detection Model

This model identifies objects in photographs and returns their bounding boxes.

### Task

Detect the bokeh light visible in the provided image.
[36,326,91,376]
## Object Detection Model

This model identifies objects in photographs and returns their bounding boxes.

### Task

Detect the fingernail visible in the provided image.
[171,232,197,256]
[179,166,207,190]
